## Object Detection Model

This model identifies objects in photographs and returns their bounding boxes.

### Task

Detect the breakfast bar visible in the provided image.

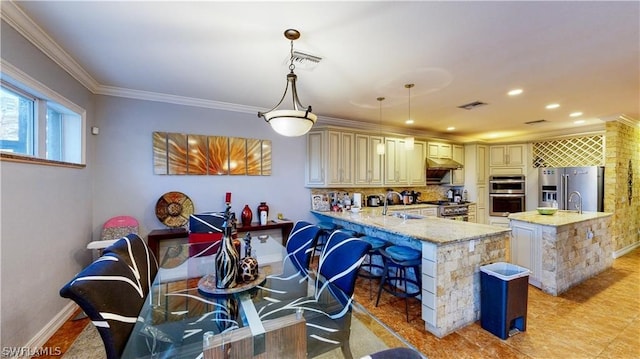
[312,208,511,338]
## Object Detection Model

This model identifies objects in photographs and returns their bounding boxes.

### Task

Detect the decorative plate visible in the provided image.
[155,191,194,227]
[197,272,266,296]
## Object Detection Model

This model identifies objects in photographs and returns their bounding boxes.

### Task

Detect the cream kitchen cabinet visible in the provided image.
[305,130,326,186]
[420,207,438,218]
[354,134,384,186]
[384,137,409,186]
[451,144,465,185]
[464,144,488,224]
[467,203,477,223]
[489,144,525,167]
[427,142,452,159]
[305,129,355,187]
[327,131,354,186]
[509,220,542,287]
[408,140,426,185]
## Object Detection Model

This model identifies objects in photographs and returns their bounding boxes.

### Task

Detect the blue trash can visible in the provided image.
[480,262,530,339]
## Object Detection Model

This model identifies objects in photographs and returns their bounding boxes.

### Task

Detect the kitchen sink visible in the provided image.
[389,212,425,220]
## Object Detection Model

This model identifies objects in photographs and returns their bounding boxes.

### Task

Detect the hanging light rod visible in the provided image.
[258,29,317,137]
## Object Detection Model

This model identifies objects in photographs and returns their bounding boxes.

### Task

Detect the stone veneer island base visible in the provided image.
[312,209,511,338]
[508,211,613,296]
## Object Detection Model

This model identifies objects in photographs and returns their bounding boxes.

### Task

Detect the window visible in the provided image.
[0,76,85,166]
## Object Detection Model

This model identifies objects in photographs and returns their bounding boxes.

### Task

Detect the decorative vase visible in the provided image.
[214,218,239,289]
[257,202,269,225]
[241,205,253,226]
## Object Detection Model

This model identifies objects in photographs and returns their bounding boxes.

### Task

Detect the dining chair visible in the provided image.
[59,252,149,359]
[285,220,321,275]
[306,230,372,359]
[86,216,139,255]
[102,233,158,296]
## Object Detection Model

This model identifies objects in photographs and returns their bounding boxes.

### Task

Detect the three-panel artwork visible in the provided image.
[153,132,271,176]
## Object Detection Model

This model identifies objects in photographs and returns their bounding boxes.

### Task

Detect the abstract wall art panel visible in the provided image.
[153,132,271,176]
[207,136,229,175]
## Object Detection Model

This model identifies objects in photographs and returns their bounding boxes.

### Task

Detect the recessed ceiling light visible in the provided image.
[447,126,455,131]
[569,112,583,117]
[546,103,560,109]
[508,89,523,96]
[405,119,414,125]
[574,120,585,124]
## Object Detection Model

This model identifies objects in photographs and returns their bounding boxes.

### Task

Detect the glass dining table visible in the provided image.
[121,234,412,358]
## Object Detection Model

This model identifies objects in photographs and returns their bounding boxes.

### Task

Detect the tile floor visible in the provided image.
[40,248,639,359]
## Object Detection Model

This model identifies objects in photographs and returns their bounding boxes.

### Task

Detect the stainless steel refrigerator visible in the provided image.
[538,166,604,212]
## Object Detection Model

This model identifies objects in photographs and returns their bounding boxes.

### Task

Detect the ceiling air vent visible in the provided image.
[286,51,322,70]
[458,101,487,110]
[525,119,547,125]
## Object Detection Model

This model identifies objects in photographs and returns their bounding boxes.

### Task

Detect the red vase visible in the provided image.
[257,202,269,225]
[241,205,253,226]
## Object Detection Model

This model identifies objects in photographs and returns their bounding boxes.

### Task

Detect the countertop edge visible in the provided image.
[312,210,510,246]
[508,211,613,227]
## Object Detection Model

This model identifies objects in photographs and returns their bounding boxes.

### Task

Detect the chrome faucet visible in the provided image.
[382,191,404,216]
[568,191,583,214]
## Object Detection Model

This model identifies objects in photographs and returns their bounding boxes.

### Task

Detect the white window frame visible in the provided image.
[1,60,86,167]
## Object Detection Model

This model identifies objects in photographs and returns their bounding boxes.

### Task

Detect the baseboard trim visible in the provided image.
[614,241,640,258]
[24,302,78,351]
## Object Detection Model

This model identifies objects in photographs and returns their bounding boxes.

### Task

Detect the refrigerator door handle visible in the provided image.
[562,174,568,209]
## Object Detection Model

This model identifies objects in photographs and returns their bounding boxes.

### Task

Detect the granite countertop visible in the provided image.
[312,209,510,245]
[508,210,613,227]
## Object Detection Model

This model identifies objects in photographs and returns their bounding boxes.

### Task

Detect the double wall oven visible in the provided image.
[489,175,526,216]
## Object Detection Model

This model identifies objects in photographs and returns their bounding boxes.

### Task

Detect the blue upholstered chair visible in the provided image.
[285,220,321,275]
[305,230,372,359]
[357,235,388,299]
[375,245,422,322]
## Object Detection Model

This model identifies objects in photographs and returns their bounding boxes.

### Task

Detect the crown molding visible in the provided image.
[1,0,101,92]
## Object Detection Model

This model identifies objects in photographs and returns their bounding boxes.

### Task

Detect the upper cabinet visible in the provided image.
[306,129,428,188]
[489,144,525,167]
[326,131,354,186]
[384,137,409,186]
[427,142,452,159]
[306,129,354,187]
[408,140,426,185]
[305,131,326,186]
[354,134,384,186]
[451,144,465,185]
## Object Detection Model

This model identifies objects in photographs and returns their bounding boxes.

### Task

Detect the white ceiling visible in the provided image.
[3,1,639,142]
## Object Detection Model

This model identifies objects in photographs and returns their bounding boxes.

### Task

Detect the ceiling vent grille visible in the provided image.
[286,51,322,70]
[457,101,487,110]
[525,119,547,125]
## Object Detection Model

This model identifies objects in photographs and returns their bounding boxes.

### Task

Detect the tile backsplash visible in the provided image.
[310,185,456,209]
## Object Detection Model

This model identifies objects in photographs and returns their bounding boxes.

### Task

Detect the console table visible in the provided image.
[147,221,294,259]
[147,227,188,260]
[236,220,294,246]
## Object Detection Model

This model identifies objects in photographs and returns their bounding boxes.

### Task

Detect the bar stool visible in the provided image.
[357,236,387,299]
[375,245,422,322]
[311,221,339,259]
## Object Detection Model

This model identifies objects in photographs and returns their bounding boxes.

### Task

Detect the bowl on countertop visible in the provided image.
[537,207,558,215]
[350,207,361,213]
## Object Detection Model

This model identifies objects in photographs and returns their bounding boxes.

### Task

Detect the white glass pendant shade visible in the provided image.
[376,142,386,155]
[263,110,317,137]
[259,29,317,137]
[405,136,414,150]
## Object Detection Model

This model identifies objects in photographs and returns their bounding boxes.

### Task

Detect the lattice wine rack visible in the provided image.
[532,135,604,168]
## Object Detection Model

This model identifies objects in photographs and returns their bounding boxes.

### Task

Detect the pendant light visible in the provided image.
[258,29,317,137]
[404,83,415,150]
[376,97,386,155]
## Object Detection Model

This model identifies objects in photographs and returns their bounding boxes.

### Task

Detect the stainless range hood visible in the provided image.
[426,158,463,170]
[426,158,463,184]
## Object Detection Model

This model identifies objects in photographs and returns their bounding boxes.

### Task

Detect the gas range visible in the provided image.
[420,200,470,218]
